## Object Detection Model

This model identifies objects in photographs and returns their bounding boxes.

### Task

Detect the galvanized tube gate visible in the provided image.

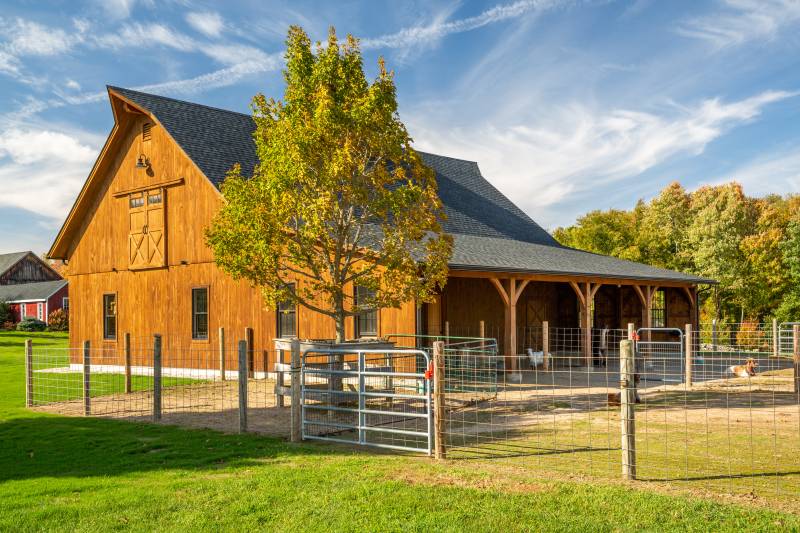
[300,348,433,454]
[636,328,685,383]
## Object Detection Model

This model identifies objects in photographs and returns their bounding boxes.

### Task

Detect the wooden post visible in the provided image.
[479,320,485,348]
[542,321,550,371]
[444,321,450,343]
[773,319,779,358]
[152,334,162,422]
[290,338,301,442]
[620,339,636,480]
[83,340,91,416]
[124,332,132,393]
[685,324,693,389]
[433,341,446,460]
[218,327,226,381]
[25,339,33,408]
[238,339,248,433]
[245,327,254,378]
[584,282,592,369]
[627,323,635,341]
[793,324,800,395]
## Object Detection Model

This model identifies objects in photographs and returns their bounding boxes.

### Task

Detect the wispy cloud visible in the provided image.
[677,0,800,49]
[94,22,197,52]
[186,11,225,38]
[0,18,88,83]
[361,0,568,50]
[410,90,797,224]
[710,146,800,194]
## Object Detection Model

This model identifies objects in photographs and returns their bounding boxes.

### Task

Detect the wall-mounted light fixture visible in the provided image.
[135,154,150,170]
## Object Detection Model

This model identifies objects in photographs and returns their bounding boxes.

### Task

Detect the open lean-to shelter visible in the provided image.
[48,87,711,371]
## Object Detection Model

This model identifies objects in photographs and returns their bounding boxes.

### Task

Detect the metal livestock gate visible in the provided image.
[300,348,433,454]
[636,327,685,383]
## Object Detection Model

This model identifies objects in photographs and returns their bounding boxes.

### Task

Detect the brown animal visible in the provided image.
[726,358,758,378]
[608,374,641,406]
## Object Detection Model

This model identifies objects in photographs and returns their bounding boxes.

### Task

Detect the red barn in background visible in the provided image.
[0,251,67,325]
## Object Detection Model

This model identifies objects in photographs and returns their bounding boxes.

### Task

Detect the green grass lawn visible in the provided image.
[1,331,798,532]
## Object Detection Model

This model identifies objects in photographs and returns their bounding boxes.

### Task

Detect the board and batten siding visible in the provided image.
[65,103,416,366]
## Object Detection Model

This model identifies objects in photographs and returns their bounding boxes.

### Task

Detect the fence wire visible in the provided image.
[24,321,800,505]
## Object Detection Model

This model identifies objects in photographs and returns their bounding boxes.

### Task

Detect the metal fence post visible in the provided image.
[290,338,301,442]
[25,339,33,407]
[773,319,779,358]
[83,340,91,416]
[620,339,636,480]
[238,339,248,433]
[793,324,800,395]
[218,327,226,381]
[542,321,550,371]
[712,318,718,351]
[124,332,132,393]
[433,340,446,460]
[153,334,162,422]
[685,324,693,388]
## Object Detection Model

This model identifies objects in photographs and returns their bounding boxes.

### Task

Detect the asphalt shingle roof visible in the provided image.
[0,280,67,302]
[109,86,710,284]
[0,251,30,277]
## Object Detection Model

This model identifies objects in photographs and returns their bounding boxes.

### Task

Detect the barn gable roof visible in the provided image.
[0,279,67,302]
[49,86,712,285]
[0,252,30,278]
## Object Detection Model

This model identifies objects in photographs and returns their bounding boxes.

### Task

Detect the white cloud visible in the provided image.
[710,147,800,194]
[94,23,197,52]
[0,18,78,56]
[0,128,101,220]
[186,11,225,38]
[677,0,800,49]
[361,0,567,50]
[409,90,797,220]
[65,79,81,91]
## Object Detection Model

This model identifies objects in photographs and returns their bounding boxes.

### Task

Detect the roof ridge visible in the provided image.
[108,86,253,119]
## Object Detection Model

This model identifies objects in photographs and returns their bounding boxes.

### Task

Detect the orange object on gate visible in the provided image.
[424,361,434,380]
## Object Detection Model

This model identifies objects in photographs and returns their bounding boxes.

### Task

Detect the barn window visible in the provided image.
[36,303,44,321]
[147,192,162,204]
[277,284,297,338]
[103,294,117,340]
[651,290,666,328]
[354,285,378,337]
[129,194,144,208]
[62,297,69,312]
[142,122,152,141]
[192,288,209,340]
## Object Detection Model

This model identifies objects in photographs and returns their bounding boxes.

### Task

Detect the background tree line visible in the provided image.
[553,182,800,325]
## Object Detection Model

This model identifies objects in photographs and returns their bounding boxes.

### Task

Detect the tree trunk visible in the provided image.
[335,315,345,343]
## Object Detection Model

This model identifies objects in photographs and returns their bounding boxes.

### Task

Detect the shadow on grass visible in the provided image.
[0,414,336,483]
[640,470,800,483]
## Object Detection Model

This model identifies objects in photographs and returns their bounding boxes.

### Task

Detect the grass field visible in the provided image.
[1,331,799,531]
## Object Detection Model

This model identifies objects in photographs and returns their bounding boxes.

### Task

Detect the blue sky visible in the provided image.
[1,0,799,254]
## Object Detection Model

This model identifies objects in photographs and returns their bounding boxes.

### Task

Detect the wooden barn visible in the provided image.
[0,251,68,325]
[48,87,709,369]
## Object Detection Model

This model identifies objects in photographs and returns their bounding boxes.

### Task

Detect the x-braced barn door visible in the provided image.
[129,188,166,269]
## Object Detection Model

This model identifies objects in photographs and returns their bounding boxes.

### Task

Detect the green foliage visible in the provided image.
[47,308,68,331]
[206,26,452,341]
[16,317,46,332]
[0,300,11,327]
[555,183,800,323]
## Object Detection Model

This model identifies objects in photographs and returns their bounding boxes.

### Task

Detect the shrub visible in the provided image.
[16,317,47,332]
[48,308,68,331]
[0,299,11,326]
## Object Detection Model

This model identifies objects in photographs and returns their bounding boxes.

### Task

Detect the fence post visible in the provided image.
[290,338,301,443]
[83,340,91,416]
[245,327,254,378]
[433,340,446,460]
[479,320,485,349]
[773,319,779,358]
[620,339,636,480]
[685,324,693,388]
[124,332,132,393]
[218,327,226,381]
[238,340,248,433]
[627,323,635,341]
[793,324,800,395]
[444,321,450,343]
[542,321,550,371]
[25,339,33,408]
[712,318,718,351]
[153,334,162,422]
